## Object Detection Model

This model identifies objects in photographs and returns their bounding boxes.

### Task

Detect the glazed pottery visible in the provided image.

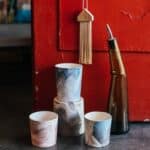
[29,111,58,148]
[85,111,112,147]
[53,97,84,136]
[55,63,82,102]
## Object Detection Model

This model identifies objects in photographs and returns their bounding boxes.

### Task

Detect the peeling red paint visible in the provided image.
[35,86,39,92]
[35,71,39,75]
[60,52,64,62]
[120,10,133,21]
[120,9,150,21]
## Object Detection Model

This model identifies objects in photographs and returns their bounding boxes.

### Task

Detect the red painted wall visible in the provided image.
[32,0,150,121]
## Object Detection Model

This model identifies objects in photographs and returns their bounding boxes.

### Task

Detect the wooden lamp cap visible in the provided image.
[77,8,94,22]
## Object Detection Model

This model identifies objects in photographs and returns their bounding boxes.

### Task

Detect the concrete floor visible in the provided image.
[0,84,150,150]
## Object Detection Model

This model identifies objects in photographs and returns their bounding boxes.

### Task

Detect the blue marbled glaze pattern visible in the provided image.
[93,120,111,144]
[56,68,81,80]
[55,64,82,102]
[85,112,112,148]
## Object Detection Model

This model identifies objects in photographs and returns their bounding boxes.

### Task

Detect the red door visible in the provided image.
[32,0,150,121]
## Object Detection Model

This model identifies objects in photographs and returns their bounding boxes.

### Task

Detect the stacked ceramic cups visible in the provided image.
[53,63,84,136]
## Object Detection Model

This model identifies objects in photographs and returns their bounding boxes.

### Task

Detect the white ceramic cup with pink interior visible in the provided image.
[29,111,58,148]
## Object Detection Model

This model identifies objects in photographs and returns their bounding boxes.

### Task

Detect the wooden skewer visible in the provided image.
[106,24,114,39]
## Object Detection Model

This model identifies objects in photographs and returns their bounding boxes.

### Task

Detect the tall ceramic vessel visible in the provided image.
[55,63,83,102]
[54,63,84,136]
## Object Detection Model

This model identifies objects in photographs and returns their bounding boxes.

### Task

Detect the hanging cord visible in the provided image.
[82,0,88,9]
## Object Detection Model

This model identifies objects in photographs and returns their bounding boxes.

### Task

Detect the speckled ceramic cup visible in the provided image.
[53,97,84,136]
[29,111,58,148]
[85,112,112,148]
[55,63,83,102]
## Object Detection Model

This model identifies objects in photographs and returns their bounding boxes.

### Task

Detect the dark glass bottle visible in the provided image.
[106,24,129,134]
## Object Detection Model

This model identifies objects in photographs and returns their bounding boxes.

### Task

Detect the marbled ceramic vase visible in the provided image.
[53,97,84,136]
[55,63,83,102]
[29,111,58,148]
[85,112,112,148]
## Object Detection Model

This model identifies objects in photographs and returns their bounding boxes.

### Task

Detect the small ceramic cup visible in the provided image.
[29,111,58,148]
[55,63,83,102]
[53,97,84,136]
[85,111,112,148]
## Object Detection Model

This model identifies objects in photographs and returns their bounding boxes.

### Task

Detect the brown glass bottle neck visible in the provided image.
[108,38,126,76]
